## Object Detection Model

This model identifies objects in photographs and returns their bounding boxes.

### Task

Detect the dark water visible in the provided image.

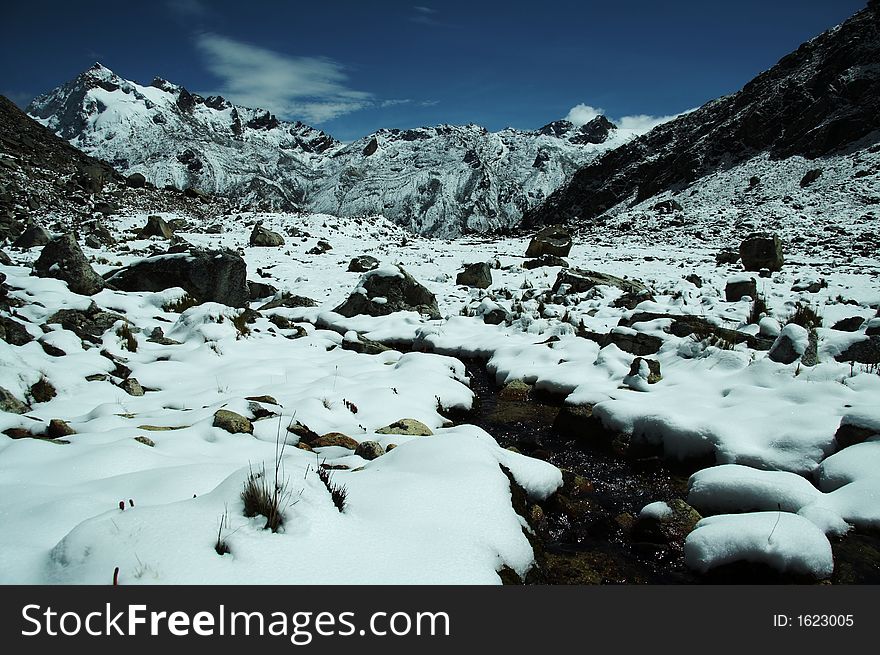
[454,358,880,585]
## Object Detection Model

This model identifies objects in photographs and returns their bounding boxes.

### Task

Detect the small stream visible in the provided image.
[455,358,880,584]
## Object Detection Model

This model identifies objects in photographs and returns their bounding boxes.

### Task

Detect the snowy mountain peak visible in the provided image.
[28,66,627,235]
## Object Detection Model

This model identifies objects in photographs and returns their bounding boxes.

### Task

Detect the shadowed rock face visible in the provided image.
[105,249,249,308]
[525,4,880,227]
[334,265,441,319]
[33,234,106,296]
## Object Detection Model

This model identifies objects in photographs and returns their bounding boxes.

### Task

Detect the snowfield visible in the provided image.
[1,205,879,583]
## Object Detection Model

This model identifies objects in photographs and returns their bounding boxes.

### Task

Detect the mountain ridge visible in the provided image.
[27,65,627,236]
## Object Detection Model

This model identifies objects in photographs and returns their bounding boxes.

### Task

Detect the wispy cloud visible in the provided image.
[565,102,692,136]
[411,5,440,25]
[194,33,374,123]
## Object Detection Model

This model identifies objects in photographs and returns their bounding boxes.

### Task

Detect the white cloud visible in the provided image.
[194,33,373,123]
[411,5,440,25]
[564,103,604,126]
[565,102,694,136]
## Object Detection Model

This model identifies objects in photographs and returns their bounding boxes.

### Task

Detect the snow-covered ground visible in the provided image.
[1,208,879,583]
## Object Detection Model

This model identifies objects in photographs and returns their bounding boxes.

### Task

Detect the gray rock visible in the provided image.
[119,378,145,396]
[834,336,880,365]
[334,265,440,320]
[354,440,385,460]
[105,248,249,308]
[376,419,433,436]
[126,172,146,188]
[250,224,285,247]
[46,303,124,343]
[522,254,569,269]
[455,262,492,288]
[12,222,50,249]
[33,233,106,296]
[257,294,318,311]
[552,268,649,295]
[725,277,757,301]
[0,316,34,346]
[138,215,174,240]
[739,232,784,272]
[768,328,807,364]
[831,316,864,332]
[0,386,29,414]
[525,225,572,258]
[212,409,253,434]
[348,255,380,273]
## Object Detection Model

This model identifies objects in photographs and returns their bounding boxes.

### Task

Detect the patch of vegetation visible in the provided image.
[162,294,199,313]
[748,293,768,326]
[786,302,821,329]
[30,375,57,403]
[317,460,348,512]
[117,320,137,352]
[241,417,295,532]
[231,310,251,338]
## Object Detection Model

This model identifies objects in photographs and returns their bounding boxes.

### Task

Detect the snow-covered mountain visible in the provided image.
[27,64,338,213]
[27,65,626,236]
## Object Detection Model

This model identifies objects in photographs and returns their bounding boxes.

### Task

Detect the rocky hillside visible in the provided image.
[0,94,230,244]
[27,66,627,236]
[524,1,880,227]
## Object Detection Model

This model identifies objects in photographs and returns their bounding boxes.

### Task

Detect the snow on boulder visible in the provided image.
[105,249,249,308]
[767,323,809,364]
[818,438,880,491]
[333,264,441,319]
[687,464,821,513]
[525,225,573,258]
[684,512,833,578]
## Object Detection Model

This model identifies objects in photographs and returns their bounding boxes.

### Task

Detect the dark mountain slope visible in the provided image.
[524,2,880,227]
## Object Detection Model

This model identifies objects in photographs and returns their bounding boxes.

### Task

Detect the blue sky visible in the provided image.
[1,0,867,140]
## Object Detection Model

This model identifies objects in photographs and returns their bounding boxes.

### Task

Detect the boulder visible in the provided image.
[33,234,106,296]
[830,316,864,332]
[119,378,145,397]
[715,249,740,265]
[354,440,385,460]
[0,316,34,346]
[250,224,285,247]
[0,386,29,414]
[334,265,440,319]
[138,215,174,240]
[552,268,649,296]
[834,336,880,365]
[126,172,147,188]
[627,357,662,384]
[455,262,492,289]
[46,303,124,343]
[767,324,809,364]
[652,199,682,214]
[257,294,318,311]
[311,433,359,449]
[105,248,249,308]
[212,409,253,434]
[633,499,702,548]
[522,254,569,269]
[12,222,50,249]
[799,168,823,187]
[47,419,76,439]
[724,276,757,301]
[525,225,572,258]
[376,419,433,436]
[348,255,380,273]
[739,232,784,272]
